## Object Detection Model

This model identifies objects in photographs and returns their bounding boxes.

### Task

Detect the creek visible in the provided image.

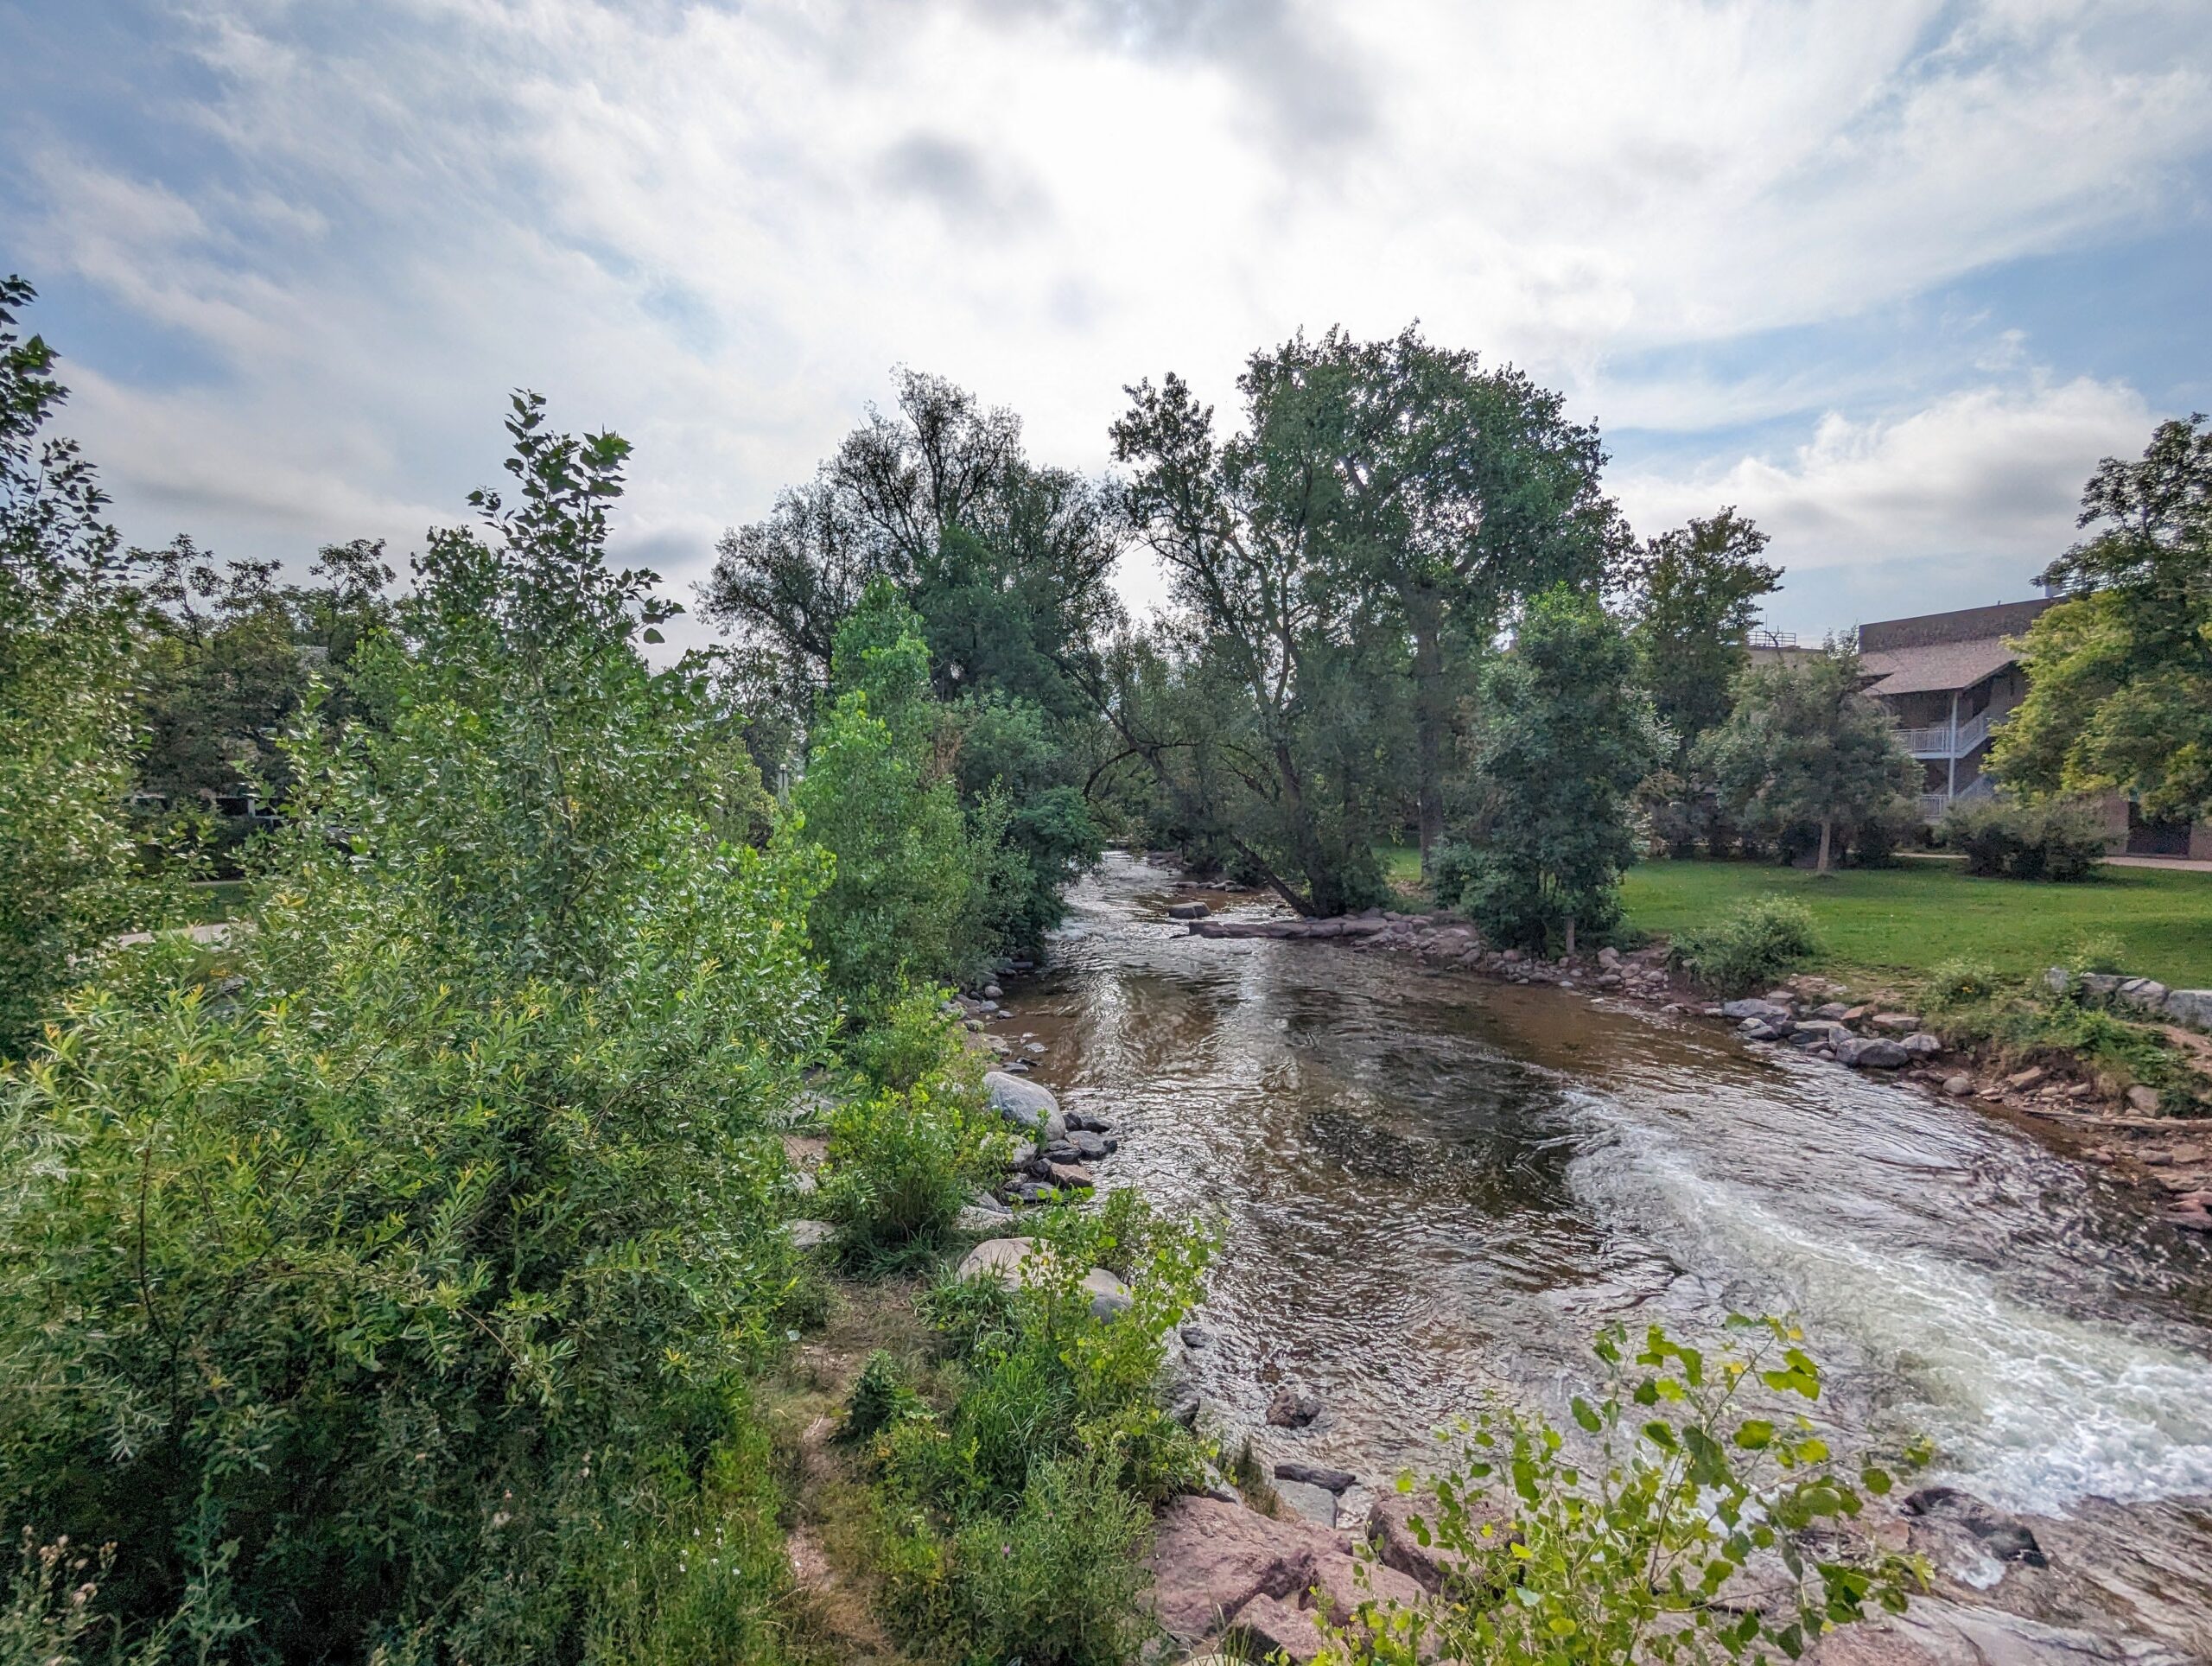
[1006,853,2212,1655]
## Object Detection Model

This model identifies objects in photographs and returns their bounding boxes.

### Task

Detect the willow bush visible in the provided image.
[0,398,833,1663]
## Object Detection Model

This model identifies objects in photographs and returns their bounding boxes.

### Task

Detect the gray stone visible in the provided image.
[1065,1129,1110,1161]
[983,1070,1059,1134]
[1813,1002,1852,1021]
[953,1205,1012,1233]
[789,1219,835,1251]
[2044,965,2074,996]
[1270,1478,1338,1528]
[1942,1074,1975,1096]
[1274,1460,1357,1493]
[1738,1019,1788,1042]
[1722,998,1794,1024]
[2162,989,2212,1032]
[1081,1267,1132,1319]
[982,982,1003,1000]
[2079,972,2124,1000]
[2117,977,2170,1012]
[1900,1032,1944,1056]
[2127,1084,2163,1113]
[1167,901,1211,920]
[1836,1036,1911,1070]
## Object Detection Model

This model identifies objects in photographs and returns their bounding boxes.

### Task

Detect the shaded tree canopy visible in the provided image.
[1993,414,2212,820]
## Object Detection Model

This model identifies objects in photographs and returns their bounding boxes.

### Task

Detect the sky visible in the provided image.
[4,0,2210,646]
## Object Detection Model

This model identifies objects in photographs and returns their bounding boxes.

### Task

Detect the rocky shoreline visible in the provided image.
[1177,896,2212,1238]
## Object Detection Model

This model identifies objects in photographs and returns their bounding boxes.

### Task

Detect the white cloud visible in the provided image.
[3,0,2208,623]
[1614,375,2153,595]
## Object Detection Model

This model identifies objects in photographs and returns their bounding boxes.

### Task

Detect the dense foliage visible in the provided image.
[1434,587,1664,952]
[1700,645,1917,874]
[1992,416,2211,823]
[1937,795,2107,881]
[1667,895,1823,995]
[1,395,833,1663]
[846,1192,1211,1666]
[1324,1320,1927,1666]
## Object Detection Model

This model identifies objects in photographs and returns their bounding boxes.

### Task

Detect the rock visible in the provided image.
[957,1235,1042,1284]
[1813,1002,1852,1021]
[1738,1018,1789,1042]
[2163,989,2212,1031]
[983,1070,1063,1138]
[982,982,1003,1000]
[1901,1033,1944,1056]
[1065,1110,1112,1133]
[953,1204,1011,1233]
[1900,1485,2047,1566]
[1274,1460,1357,1493]
[2126,1084,2163,1113]
[2044,965,2075,996]
[788,1219,835,1250]
[1167,901,1211,920]
[1872,1012,1923,1031]
[1794,1019,1853,1046]
[1942,1074,1974,1097]
[1267,1383,1325,1428]
[1598,946,1621,969]
[1270,1479,1338,1528]
[1146,1494,1418,1659]
[2117,977,2170,1013]
[1065,1129,1110,1160]
[2006,1066,2049,1091]
[1836,1037,1910,1070]
[1804,1598,2197,1666]
[1080,1267,1130,1319]
[1723,998,1794,1024]
[1045,1161,1096,1191]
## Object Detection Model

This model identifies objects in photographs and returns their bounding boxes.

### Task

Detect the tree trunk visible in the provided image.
[1816,815,1834,875]
[1407,587,1448,875]
[1564,916,1577,957]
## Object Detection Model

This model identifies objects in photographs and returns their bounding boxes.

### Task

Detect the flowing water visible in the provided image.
[1007,853,2212,1651]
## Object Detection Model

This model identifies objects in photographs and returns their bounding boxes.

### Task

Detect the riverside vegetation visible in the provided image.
[3,270,2209,1661]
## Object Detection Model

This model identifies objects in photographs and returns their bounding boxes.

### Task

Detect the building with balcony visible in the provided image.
[1857,599,2210,857]
[1857,599,2053,823]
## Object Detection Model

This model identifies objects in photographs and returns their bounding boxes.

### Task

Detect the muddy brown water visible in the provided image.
[1002,853,2212,1651]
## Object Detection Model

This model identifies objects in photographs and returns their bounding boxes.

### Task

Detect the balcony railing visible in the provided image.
[1897,707,1993,760]
[1919,774,1996,823]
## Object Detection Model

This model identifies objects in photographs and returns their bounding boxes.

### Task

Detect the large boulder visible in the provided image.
[982,1071,1065,1143]
[1168,901,1211,920]
[1723,998,1794,1024]
[955,1237,1130,1319]
[1366,1489,1509,1594]
[1145,1496,1424,1664]
[2162,989,2212,1033]
[1836,1036,1911,1070]
[2117,978,2171,1014]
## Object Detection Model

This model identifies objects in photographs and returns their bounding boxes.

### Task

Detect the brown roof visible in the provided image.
[1861,636,2023,696]
[1858,598,2053,653]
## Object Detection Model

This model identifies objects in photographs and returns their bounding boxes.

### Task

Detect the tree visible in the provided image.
[793,583,982,1011]
[702,370,1122,720]
[0,275,175,1055]
[1624,507,1780,764]
[1700,645,1917,874]
[1437,587,1663,953]
[1990,415,2212,821]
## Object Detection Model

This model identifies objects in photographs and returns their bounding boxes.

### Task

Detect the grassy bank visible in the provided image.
[1619,858,2212,989]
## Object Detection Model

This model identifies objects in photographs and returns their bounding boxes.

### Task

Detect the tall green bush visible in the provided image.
[1937,796,2107,881]
[0,397,830,1661]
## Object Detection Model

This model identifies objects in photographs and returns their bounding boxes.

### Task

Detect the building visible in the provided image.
[1857,599,2211,857]
[1857,599,2051,823]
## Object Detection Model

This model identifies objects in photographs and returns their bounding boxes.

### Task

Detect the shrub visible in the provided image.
[0,397,831,1660]
[952,1450,1153,1666]
[2068,932,2129,976]
[1668,895,1821,995]
[1325,1319,1929,1666]
[1938,796,2107,881]
[1924,957,2001,1008]
[819,1034,1007,1264]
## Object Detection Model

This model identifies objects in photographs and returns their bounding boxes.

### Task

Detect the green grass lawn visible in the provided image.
[1620,858,2212,990]
[1375,843,1423,888]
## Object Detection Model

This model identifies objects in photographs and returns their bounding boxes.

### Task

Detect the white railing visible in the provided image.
[1897,707,1993,760]
[1921,775,1998,823]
